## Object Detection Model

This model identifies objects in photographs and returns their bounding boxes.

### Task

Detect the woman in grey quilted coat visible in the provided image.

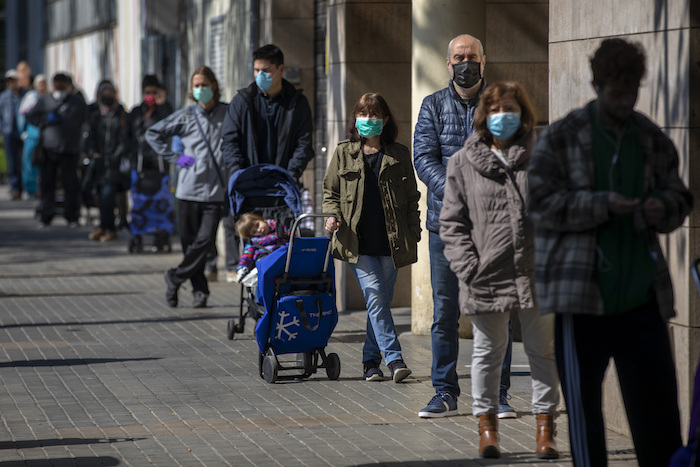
[439,82,559,460]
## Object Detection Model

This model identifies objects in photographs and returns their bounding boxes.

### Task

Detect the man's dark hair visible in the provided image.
[53,73,71,85]
[253,44,284,66]
[591,38,646,88]
[142,74,161,91]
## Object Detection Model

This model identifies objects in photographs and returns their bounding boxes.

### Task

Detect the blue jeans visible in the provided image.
[5,133,23,194]
[99,182,118,231]
[348,255,402,365]
[428,232,461,396]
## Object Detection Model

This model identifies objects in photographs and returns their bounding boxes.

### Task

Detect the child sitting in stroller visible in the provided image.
[235,213,291,288]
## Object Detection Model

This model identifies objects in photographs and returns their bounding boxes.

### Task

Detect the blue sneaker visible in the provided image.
[418,392,458,418]
[498,390,517,419]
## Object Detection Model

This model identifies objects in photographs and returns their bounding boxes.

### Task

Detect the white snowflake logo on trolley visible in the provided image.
[276,310,300,341]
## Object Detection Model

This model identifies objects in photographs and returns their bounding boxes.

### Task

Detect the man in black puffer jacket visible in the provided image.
[414,34,511,420]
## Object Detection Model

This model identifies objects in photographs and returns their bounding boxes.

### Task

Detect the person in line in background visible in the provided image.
[0,69,26,199]
[323,93,420,384]
[413,33,515,420]
[28,72,87,228]
[528,38,691,466]
[125,74,175,239]
[440,82,559,459]
[16,61,32,92]
[18,74,48,199]
[83,80,128,242]
[146,66,228,309]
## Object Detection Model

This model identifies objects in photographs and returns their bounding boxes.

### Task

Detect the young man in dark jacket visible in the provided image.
[528,38,691,467]
[220,44,314,181]
[28,73,87,228]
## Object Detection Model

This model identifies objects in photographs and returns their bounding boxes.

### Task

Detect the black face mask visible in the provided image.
[452,60,482,89]
[100,95,115,107]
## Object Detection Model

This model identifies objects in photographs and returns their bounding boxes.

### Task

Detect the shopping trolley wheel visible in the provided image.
[299,352,314,378]
[325,353,341,380]
[262,354,278,383]
[226,318,236,340]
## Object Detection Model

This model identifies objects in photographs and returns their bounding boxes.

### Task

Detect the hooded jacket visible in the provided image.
[440,131,536,315]
[220,80,313,179]
[28,91,87,155]
[146,102,227,203]
[323,140,421,269]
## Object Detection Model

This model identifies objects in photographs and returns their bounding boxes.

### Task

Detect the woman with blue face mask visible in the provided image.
[323,93,421,384]
[439,82,561,459]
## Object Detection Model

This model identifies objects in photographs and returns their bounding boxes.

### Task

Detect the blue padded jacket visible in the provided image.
[413,80,485,233]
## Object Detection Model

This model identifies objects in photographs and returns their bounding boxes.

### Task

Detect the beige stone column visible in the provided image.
[549,0,699,438]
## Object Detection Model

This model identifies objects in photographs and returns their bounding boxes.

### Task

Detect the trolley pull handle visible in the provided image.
[296,298,322,332]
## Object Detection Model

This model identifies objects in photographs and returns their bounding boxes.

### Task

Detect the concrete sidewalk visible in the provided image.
[0,187,638,466]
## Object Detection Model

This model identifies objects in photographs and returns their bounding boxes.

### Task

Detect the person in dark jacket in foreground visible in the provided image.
[441,82,559,459]
[28,73,87,228]
[528,38,691,467]
[323,93,420,384]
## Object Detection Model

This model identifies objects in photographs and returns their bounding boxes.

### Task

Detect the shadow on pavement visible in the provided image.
[0,357,161,368]
[0,457,120,466]
[0,313,225,329]
[0,437,144,450]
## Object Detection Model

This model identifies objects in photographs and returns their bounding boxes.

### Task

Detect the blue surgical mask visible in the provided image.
[487,112,521,140]
[255,70,273,91]
[193,86,213,104]
[355,117,383,138]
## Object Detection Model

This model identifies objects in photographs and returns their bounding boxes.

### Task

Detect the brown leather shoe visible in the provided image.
[100,230,118,242]
[536,413,559,459]
[88,228,105,241]
[478,413,500,458]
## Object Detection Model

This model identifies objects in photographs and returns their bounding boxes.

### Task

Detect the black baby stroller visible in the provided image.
[226,164,303,339]
[127,154,174,253]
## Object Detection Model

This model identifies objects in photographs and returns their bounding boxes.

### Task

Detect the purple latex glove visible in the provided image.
[176,154,195,168]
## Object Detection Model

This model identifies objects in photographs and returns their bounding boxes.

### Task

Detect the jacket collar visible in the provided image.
[464,130,536,177]
[448,79,486,107]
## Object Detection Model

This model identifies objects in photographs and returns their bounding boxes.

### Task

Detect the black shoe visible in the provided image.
[164,269,179,307]
[363,360,384,381]
[192,291,208,308]
[387,359,412,383]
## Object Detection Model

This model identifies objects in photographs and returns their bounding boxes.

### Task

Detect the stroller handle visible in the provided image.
[285,213,336,277]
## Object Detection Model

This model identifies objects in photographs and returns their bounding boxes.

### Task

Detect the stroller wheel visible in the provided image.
[262,354,278,383]
[325,353,341,381]
[298,352,314,378]
[226,318,236,340]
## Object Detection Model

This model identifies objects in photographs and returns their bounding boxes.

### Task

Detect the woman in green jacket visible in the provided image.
[323,93,421,383]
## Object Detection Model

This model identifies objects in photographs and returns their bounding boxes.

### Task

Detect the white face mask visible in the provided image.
[52,90,67,101]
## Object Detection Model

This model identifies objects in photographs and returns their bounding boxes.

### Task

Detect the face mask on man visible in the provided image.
[487,112,521,141]
[52,90,67,101]
[255,70,274,91]
[144,94,156,107]
[452,60,482,89]
[100,95,115,107]
[193,86,214,104]
[355,117,383,138]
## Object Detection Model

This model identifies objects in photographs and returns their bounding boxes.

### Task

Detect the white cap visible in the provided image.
[4,69,18,80]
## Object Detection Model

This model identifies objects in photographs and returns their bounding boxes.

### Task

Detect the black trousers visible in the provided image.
[39,151,80,224]
[555,299,682,467]
[171,200,223,295]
